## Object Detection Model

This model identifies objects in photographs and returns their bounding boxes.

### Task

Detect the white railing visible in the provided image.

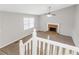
[19,29,79,55]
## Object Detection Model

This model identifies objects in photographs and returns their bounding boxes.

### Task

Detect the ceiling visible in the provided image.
[0,4,74,15]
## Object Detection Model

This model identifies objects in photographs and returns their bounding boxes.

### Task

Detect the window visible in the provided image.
[24,17,34,30]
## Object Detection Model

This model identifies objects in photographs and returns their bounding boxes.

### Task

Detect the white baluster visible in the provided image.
[29,42,31,55]
[46,36,50,55]
[49,45,52,55]
[72,51,77,55]
[52,45,56,55]
[58,47,63,55]
[43,42,45,55]
[39,40,41,55]
[32,28,37,55]
[65,48,70,55]
[19,40,25,55]
[25,43,28,55]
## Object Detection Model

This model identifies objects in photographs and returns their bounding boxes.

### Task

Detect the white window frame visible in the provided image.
[24,17,34,30]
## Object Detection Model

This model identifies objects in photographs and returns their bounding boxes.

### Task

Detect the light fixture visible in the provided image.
[46,6,56,17]
[46,14,52,17]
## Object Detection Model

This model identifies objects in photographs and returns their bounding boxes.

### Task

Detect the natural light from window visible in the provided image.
[24,17,34,30]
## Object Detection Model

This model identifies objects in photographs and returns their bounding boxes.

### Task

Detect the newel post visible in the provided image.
[32,28,37,55]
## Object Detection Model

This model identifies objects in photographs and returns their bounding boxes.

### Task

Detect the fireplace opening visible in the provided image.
[49,27,57,32]
[48,24,58,32]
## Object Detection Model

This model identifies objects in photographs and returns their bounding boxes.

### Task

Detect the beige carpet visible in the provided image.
[0,31,75,55]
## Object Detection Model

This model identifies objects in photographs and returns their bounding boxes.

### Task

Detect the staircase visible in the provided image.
[19,29,79,55]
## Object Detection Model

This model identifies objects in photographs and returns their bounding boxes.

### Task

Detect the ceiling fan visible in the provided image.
[45,6,56,17]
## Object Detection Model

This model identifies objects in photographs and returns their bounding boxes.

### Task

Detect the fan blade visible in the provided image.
[52,14,56,16]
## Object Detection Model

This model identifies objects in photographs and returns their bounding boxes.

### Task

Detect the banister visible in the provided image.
[19,28,79,55]
[36,36,79,52]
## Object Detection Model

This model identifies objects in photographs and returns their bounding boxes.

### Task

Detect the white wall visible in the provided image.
[38,5,79,47]
[34,15,40,31]
[39,5,75,36]
[0,11,39,48]
[0,5,79,48]
[0,15,2,43]
[72,5,79,47]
